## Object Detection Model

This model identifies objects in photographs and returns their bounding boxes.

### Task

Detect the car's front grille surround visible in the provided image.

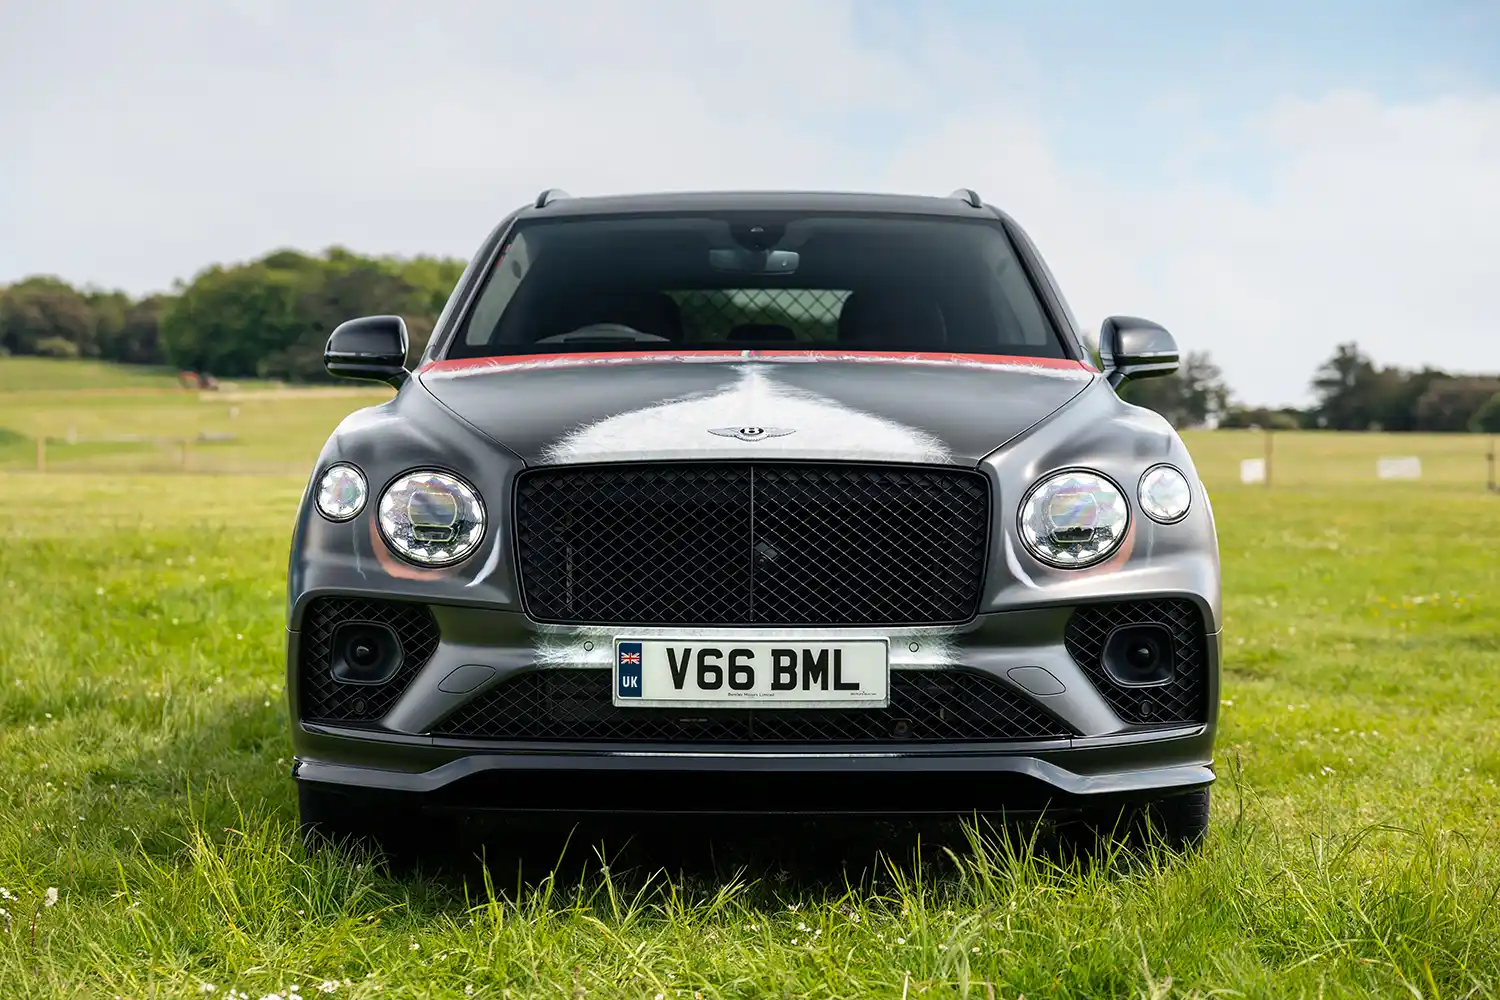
[433,668,1073,743]
[1063,599,1209,726]
[513,462,992,627]
[297,597,439,723]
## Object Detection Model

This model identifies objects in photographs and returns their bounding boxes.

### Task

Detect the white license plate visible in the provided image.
[612,639,889,708]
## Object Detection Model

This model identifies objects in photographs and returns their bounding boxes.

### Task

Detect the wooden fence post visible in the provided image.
[1264,428,1274,488]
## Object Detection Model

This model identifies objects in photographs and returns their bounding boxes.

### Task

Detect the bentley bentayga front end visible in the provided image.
[286,189,1222,853]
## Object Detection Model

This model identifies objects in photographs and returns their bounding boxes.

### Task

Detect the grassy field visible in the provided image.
[2,374,1499,997]
[0,358,186,393]
[0,361,389,475]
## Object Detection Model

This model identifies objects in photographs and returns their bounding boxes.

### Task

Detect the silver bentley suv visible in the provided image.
[287,188,1221,854]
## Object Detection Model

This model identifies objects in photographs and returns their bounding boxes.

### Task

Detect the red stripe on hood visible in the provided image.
[751,350,1090,370]
[419,351,744,374]
[420,350,1093,375]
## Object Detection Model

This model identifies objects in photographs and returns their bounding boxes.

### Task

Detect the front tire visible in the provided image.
[297,783,431,861]
[1130,786,1210,851]
[1077,786,1211,855]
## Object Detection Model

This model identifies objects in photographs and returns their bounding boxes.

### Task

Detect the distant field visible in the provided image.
[0,360,391,474]
[0,356,183,392]
[1183,428,1498,492]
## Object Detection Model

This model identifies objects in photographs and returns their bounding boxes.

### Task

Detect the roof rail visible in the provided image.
[948,188,983,208]
[534,188,573,208]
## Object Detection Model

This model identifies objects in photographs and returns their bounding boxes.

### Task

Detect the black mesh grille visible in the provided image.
[433,668,1071,743]
[297,597,439,723]
[1064,599,1209,726]
[515,463,990,626]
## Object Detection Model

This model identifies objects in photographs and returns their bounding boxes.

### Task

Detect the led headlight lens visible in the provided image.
[1019,470,1129,568]
[377,471,486,566]
[1139,465,1192,523]
[315,463,367,521]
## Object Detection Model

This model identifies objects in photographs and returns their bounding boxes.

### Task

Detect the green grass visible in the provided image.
[1,415,1499,996]
[0,357,183,393]
[0,383,390,475]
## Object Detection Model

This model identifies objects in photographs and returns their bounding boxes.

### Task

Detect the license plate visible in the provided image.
[612,638,890,708]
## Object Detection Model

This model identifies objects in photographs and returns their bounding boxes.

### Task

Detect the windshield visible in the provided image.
[447,212,1068,359]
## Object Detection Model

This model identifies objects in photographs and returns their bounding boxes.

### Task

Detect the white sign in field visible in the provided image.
[1240,458,1267,484]
[1377,456,1423,480]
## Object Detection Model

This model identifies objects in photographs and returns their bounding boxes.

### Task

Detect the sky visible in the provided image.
[2,0,1497,406]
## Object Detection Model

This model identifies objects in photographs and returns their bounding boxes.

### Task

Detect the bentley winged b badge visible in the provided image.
[708,426,796,442]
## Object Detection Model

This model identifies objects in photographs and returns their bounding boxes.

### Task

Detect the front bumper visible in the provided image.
[288,601,1221,817]
[292,723,1215,817]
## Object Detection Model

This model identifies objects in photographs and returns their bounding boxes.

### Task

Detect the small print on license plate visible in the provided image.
[613,639,889,708]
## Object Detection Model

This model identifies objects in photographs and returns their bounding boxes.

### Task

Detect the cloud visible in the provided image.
[881,90,1500,405]
[2,1,1497,405]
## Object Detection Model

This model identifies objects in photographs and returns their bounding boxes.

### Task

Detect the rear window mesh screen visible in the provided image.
[670,289,850,343]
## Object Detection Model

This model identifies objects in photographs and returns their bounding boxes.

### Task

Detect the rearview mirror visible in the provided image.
[708,248,800,274]
[324,315,410,387]
[1098,316,1179,388]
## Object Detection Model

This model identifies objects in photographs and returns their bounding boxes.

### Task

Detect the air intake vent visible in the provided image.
[434,668,1072,743]
[297,598,438,724]
[1064,599,1209,726]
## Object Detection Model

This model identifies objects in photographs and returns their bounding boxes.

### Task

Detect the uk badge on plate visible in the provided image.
[617,641,644,699]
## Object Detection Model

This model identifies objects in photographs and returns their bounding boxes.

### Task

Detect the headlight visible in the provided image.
[315,463,367,521]
[377,471,486,566]
[1018,470,1129,568]
[1139,465,1192,523]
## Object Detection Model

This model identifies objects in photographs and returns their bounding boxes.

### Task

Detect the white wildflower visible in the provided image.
[44,887,58,907]
[198,985,216,993]
[319,984,338,995]
[409,941,420,951]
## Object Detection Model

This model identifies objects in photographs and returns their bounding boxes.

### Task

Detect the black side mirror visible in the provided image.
[1098,316,1179,388]
[324,315,410,387]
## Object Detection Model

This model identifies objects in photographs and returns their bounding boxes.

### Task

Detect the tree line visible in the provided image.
[1119,344,1500,433]
[1,247,1497,432]
[0,248,462,382]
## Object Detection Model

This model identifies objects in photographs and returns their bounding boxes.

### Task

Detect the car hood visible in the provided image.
[417,351,1096,467]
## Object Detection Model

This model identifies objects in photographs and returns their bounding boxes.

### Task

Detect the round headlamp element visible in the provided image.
[315,463,367,521]
[1018,469,1129,568]
[1139,465,1192,524]
[377,471,486,566]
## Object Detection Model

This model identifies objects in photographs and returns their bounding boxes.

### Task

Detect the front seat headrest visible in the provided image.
[838,292,947,349]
